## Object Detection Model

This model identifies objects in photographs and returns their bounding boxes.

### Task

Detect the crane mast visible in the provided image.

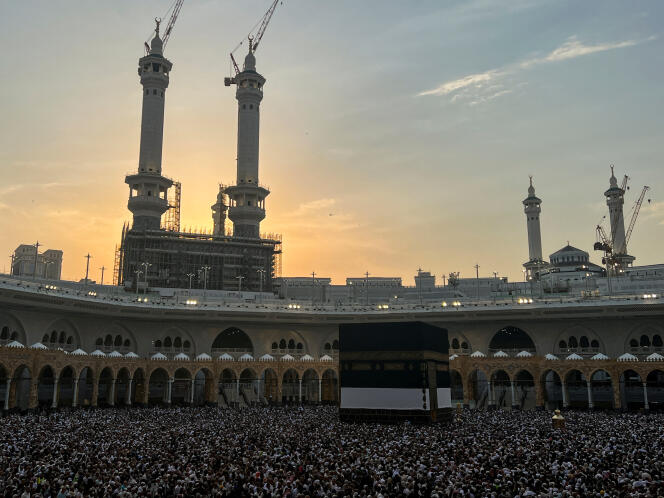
[144,0,186,55]
[625,185,651,246]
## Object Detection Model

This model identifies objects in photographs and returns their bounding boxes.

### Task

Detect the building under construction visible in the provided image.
[116,2,282,292]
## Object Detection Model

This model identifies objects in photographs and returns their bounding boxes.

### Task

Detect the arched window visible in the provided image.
[297,343,303,350]
[183,340,191,350]
[10,332,17,340]
[114,335,122,347]
[630,339,638,348]
[324,343,331,351]
[288,339,295,350]
[580,336,589,348]
[271,342,278,350]
[59,331,66,343]
[568,336,578,348]
[104,334,112,346]
[640,335,651,347]
[279,339,287,349]
[452,338,460,349]
[653,335,663,347]
[1,327,8,340]
[42,334,49,343]
[559,340,567,350]
[164,336,172,348]
[154,340,162,348]
[66,336,73,344]
[50,331,58,343]
[123,339,130,347]
[174,337,182,348]
[590,339,599,349]
[95,337,103,346]
[332,340,339,350]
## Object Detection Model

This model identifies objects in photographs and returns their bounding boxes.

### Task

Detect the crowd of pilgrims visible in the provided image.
[0,406,662,497]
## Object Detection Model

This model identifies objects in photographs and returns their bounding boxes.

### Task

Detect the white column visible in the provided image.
[318,378,322,403]
[126,378,133,405]
[4,378,11,410]
[51,377,59,409]
[109,378,116,406]
[298,378,302,404]
[586,380,593,409]
[643,382,649,411]
[190,379,195,404]
[167,378,173,404]
[510,381,517,408]
[72,379,79,408]
[561,381,568,408]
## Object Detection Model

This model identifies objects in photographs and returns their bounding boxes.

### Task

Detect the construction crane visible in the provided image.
[144,0,185,55]
[625,185,651,246]
[225,0,282,86]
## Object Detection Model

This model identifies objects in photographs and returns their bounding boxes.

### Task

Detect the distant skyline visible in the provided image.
[1,0,662,285]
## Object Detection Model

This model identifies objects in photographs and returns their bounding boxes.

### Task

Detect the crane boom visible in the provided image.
[625,185,651,246]
[620,174,629,192]
[162,0,185,49]
[252,0,281,52]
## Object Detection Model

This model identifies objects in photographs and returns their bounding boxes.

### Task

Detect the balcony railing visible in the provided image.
[557,347,600,356]
[488,348,537,356]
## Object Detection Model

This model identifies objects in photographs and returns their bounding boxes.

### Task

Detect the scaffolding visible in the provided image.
[163,181,182,232]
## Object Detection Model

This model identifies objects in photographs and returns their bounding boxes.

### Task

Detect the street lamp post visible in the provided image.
[200,266,211,299]
[365,271,370,306]
[257,269,266,303]
[33,241,41,280]
[236,275,244,292]
[311,271,316,306]
[84,253,92,288]
[99,266,105,286]
[134,269,143,297]
[474,264,480,300]
[186,273,195,296]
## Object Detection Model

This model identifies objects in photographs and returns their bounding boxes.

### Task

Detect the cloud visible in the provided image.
[418,35,653,104]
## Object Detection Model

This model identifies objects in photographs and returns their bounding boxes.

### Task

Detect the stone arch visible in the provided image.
[261,368,278,404]
[193,368,215,405]
[212,327,253,356]
[172,367,192,405]
[540,369,563,410]
[42,318,80,352]
[625,324,664,356]
[321,369,338,404]
[282,368,300,404]
[514,370,535,410]
[95,323,138,354]
[0,312,26,346]
[646,369,664,409]
[37,364,56,408]
[564,369,588,409]
[619,369,643,411]
[239,368,259,406]
[468,368,489,409]
[155,326,196,357]
[97,367,114,406]
[132,368,146,405]
[302,368,319,404]
[115,367,132,405]
[490,369,512,409]
[556,325,604,356]
[57,365,76,408]
[12,364,31,410]
[77,367,95,407]
[449,331,472,354]
[148,367,169,405]
[449,369,463,404]
[589,369,614,409]
[219,368,238,407]
[273,329,311,355]
[320,333,340,356]
[488,326,535,354]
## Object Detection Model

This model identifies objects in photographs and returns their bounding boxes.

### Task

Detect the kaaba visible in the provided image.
[339,321,452,424]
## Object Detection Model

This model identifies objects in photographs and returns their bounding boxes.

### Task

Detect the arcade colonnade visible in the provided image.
[0,348,339,411]
[450,356,664,411]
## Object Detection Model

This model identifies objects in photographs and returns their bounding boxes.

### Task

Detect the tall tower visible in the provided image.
[211,185,228,236]
[225,44,270,239]
[522,177,547,277]
[125,21,173,231]
[605,166,634,266]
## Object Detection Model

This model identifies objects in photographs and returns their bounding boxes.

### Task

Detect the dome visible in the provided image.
[545,353,559,360]
[449,354,458,361]
[493,350,509,358]
[617,353,638,362]
[300,354,314,361]
[151,352,167,360]
[646,352,664,362]
[516,350,533,358]
[238,353,254,361]
[470,351,486,358]
[243,50,256,71]
[591,353,609,360]
[565,353,583,360]
[71,348,88,356]
[91,349,106,357]
[195,353,212,361]
[125,352,139,359]
[6,340,24,348]
[320,354,333,361]
[107,351,123,358]
[280,353,295,361]
[259,353,275,361]
[150,33,163,55]
[219,353,234,361]
[174,352,190,361]
[30,342,47,350]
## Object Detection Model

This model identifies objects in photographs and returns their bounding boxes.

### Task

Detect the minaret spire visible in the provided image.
[124,24,173,231]
[523,176,547,277]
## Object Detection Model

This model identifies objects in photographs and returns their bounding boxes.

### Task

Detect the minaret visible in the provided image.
[604,166,634,267]
[211,185,228,236]
[125,20,173,231]
[523,176,543,263]
[225,42,270,239]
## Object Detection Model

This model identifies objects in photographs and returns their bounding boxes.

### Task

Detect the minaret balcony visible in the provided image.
[127,195,169,213]
[228,205,266,223]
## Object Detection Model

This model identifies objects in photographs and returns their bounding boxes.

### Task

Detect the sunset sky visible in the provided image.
[1,0,662,285]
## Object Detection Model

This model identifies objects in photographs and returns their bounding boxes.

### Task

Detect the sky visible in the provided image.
[0,0,663,285]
